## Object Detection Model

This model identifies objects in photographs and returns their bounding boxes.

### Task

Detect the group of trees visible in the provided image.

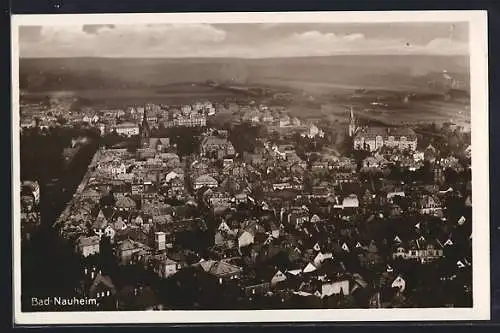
[229,123,264,154]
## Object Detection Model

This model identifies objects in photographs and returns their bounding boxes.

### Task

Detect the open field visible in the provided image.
[20,84,248,108]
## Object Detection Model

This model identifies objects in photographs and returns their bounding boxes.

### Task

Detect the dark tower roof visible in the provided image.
[140,106,151,148]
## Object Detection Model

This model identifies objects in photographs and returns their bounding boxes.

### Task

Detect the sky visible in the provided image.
[18,22,469,58]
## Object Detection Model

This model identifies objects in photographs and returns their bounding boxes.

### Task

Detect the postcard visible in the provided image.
[12,10,489,324]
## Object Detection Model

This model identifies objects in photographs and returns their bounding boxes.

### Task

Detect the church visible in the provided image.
[348,108,417,152]
[140,107,151,149]
[139,107,170,152]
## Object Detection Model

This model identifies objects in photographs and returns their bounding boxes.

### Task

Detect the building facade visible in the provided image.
[353,127,418,152]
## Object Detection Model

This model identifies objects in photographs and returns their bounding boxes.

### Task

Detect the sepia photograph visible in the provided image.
[12,11,489,324]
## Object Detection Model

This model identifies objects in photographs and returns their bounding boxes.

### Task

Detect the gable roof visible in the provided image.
[115,195,137,209]
[92,209,108,229]
[199,259,217,272]
[77,235,100,247]
[89,272,116,294]
[194,174,218,184]
[207,261,242,277]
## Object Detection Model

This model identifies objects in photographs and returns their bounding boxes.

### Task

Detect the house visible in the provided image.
[244,281,271,296]
[342,194,360,209]
[301,124,324,138]
[291,117,302,127]
[112,215,128,231]
[303,262,318,274]
[464,145,472,159]
[353,127,418,152]
[200,136,236,159]
[419,195,442,215]
[272,182,293,191]
[393,238,444,263]
[193,174,218,190]
[310,186,332,199]
[391,275,406,292]
[387,191,405,204]
[149,138,170,152]
[199,260,243,284]
[234,192,248,204]
[214,231,237,249]
[362,155,388,169]
[159,153,181,167]
[166,177,186,198]
[114,194,137,211]
[270,270,288,286]
[117,285,161,311]
[261,112,274,123]
[113,122,140,137]
[313,252,333,268]
[92,209,109,237]
[270,223,280,239]
[76,235,100,257]
[424,144,438,162]
[238,229,255,249]
[81,188,101,202]
[104,224,116,241]
[153,257,180,278]
[287,211,309,228]
[217,220,232,233]
[310,214,322,223]
[165,170,183,182]
[279,114,291,127]
[290,162,306,176]
[88,272,117,302]
[321,279,350,297]
[311,161,329,172]
[116,239,150,265]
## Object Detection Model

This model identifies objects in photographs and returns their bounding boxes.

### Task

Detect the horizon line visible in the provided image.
[19,54,469,60]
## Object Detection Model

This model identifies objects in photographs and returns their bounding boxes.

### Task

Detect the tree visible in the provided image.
[56,116,67,125]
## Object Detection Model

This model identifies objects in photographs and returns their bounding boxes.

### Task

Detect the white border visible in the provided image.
[12,10,490,325]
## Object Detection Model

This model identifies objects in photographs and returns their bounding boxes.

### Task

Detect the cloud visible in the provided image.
[82,24,115,34]
[19,24,468,58]
[263,30,468,57]
[20,24,227,58]
[425,37,468,55]
[19,26,43,42]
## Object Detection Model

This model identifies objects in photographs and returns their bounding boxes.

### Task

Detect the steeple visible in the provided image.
[140,106,150,148]
[348,107,357,137]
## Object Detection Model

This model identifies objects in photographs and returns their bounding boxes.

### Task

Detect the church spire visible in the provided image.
[140,105,150,148]
[348,107,357,137]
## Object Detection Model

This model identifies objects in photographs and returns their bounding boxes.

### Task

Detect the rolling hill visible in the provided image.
[19,55,469,95]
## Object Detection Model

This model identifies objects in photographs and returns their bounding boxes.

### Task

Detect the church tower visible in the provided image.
[140,106,151,148]
[348,107,357,137]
